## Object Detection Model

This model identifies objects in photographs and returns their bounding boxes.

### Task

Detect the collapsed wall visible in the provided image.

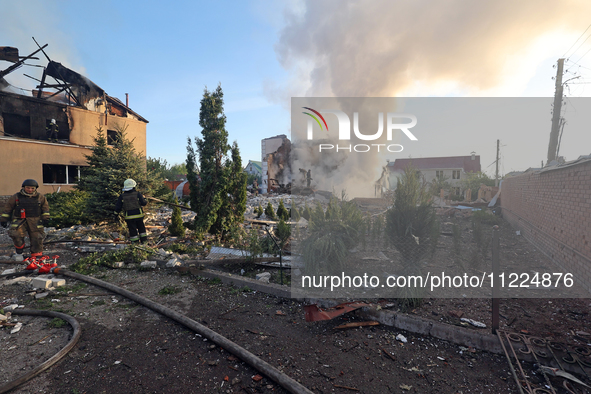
[500,158,591,293]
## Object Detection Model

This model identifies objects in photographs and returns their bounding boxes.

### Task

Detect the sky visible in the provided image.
[2,0,591,186]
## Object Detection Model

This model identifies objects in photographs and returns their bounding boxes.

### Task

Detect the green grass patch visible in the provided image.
[55,282,87,294]
[158,285,182,295]
[34,299,54,310]
[230,286,252,295]
[47,318,67,328]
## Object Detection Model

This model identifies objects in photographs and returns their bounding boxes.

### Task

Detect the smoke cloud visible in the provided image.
[275,0,591,97]
[277,0,591,197]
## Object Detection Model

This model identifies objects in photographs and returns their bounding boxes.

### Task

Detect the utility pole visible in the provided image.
[495,139,500,187]
[547,58,564,165]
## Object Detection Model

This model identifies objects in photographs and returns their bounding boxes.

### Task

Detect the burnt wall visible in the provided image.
[0,92,69,140]
[500,160,591,292]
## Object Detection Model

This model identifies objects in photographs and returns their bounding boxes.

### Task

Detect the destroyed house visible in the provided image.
[0,45,147,202]
[387,154,481,194]
[261,134,291,194]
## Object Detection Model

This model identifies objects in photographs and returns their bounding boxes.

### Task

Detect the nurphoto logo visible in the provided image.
[302,107,418,153]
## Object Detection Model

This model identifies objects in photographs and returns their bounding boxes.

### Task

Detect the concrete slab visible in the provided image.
[31,277,52,289]
[51,279,66,287]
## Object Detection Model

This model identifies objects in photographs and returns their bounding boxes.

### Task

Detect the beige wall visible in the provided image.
[1,102,147,198]
[68,107,147,156]
[0,137,89,195]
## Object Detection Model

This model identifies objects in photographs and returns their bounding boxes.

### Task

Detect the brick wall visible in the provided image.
[500,160,591,293]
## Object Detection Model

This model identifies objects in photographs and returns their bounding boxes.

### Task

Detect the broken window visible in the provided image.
[45,119,69,141]
[42,164,83,184]
[107,129,120,146]
[452,170,461,179]
[2,113,31,138]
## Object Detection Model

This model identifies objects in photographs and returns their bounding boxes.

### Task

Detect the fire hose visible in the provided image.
[0,310,81,394]
[34,268,312,394]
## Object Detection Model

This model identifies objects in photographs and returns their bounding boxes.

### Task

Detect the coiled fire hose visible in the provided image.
[0,310,82,394]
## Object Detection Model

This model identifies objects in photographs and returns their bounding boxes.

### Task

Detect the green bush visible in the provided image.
[385,166,437,266]
[165,243,203,255]
[275,219,291,248]
[264,202,277,220]
[290,204,300,222]
[70,246,153,274]
[299,196,362,274]
[472,209,500,226]
[168,197,186,237]
[301,203,311,221]
[255,204,264,218]
[45,190,92,228]
[276,199,289,221]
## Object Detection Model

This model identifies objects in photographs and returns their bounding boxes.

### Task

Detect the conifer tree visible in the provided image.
[264,202,277,220]
[210,142,247,235]
[275,219,291,249]
[78,126,161,221]
[186,84,246,237]
[276,199,289,221]
[255,204,264,218]
[168,196,185,237]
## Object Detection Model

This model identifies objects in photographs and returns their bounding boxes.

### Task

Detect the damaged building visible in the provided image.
[0,43,147,202]
[261,134,291,194]
[386,153,481,196]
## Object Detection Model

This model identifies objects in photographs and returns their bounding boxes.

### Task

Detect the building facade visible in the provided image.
[386,154,481,194]
[0,59,147,202]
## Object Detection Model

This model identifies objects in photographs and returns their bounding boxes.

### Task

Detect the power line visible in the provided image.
[563,22,591,57]
[574,45,591,64]
[567,31,591,59]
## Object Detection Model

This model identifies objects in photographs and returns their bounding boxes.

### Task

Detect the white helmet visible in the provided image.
[122,179,137,191]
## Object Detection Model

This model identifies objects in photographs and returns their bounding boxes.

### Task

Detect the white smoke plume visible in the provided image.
[0,1,84,94]
[276,0,591,97]
[276,0,591,197]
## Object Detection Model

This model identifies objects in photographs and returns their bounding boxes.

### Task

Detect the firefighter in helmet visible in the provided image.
[0,179,50,258]
[46,119,59,142]
[115,179,148,243]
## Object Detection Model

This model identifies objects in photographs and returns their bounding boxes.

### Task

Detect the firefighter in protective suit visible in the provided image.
[115,179,148,243]
[0,179,50,258]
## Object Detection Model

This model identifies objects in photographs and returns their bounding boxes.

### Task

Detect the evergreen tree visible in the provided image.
[264,202,277,220]
[275,219,291,249]
[210,142,247,235]
[290,204,300,222]
[78,126,161,221]
[168,196,186,237]
[302,203,312,221]
[276,199,289,221]
[255,204,264,218]
[186,85,246,237]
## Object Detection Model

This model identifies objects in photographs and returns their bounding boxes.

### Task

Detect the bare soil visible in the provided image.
[1,205,590,394]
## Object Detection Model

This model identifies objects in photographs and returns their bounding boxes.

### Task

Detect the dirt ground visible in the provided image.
[1,204,591,394]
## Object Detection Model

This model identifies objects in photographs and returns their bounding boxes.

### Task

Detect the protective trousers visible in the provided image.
[125,218,147,243]
[8,217,45,255]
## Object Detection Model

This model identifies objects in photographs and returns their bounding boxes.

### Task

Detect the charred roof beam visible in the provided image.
[0,43,48,79]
